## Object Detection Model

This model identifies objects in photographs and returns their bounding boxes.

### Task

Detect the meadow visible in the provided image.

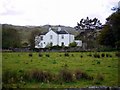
[2,52,119,88]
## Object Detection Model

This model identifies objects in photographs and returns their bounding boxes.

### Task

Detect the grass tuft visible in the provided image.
[59,69,73,82]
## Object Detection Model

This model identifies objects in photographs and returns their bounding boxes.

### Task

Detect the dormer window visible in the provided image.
[50,35,53,39]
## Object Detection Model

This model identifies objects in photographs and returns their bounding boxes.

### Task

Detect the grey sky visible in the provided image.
[0,0,119,27]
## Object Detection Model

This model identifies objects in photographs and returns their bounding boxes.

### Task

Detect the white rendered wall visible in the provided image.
[39,30,58,48]
[58,34,74,46]
[75,40,82,47]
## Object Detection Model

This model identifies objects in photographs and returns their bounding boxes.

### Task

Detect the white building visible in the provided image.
[35,27,82,48]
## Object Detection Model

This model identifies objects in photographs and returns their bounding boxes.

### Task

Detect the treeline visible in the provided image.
[97,8,120,50]
[2,25,41,49]
[2,27,21,49]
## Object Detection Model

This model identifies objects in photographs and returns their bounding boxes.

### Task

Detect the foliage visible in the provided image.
[28,29,41,49]
[75,17,102,30]
[115,52,120,57]
[2,27,21,49]
[69,42,77,47]
[97,10,120,48]
[59,69,73,82]
[97,25,115,47]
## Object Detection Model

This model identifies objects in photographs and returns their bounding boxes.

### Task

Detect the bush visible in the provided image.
[69,42,77,47]
[52,60,57,64]
[59,54,62,57]
[74,70,83,80]
[46,54,50,57]
[81,72,93,80]
[97,61,100,64]
[96,73,104,81]
[3,70,18,84]
[64,53,69,57]
[94,54,100,58]
[80,55,83,58]
[71,54,74,57]
[38,53,42,57]
[59,69,73,82]
[28,53,32,57]
[106,54,109,57]
[115,52,120,57]
[88,54,92,57]
[93,73,104,85]
[101,53,105,57]
[24,70,52,82]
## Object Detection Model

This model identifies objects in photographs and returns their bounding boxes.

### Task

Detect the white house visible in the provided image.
[35,27,82,48]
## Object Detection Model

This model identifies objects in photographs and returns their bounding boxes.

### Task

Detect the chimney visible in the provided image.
[58,25,61,31]
[49,27,51,31]
[48,25,51,31]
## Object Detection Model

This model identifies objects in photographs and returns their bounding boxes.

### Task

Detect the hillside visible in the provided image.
[2,24,79,44]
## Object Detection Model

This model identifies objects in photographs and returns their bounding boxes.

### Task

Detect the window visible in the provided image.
[44,42,45,44]
[41,36,43,40]
[61,42,64,46]
[41,43,43,47]
[61,35,64,39]
[50,42,53,47]
[50,35,53,39]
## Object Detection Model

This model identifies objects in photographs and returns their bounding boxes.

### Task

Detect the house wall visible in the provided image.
[58,34,74,46]
[38,30,58,48]
[75,40,82,47]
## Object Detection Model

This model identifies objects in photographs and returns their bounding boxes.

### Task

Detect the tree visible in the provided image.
[2,27,21,49]
[97,8,120,49]
[97,25,115,47]
[75,17,102,30]
[29,29,41,49]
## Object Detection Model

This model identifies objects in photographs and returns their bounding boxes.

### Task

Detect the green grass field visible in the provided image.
[2,52,119,88]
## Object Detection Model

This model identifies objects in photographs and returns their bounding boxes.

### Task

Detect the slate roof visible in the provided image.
[55,30,68,34]
[40,28,70,35]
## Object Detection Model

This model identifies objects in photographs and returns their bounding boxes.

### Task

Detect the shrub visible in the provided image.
[3,70,18,84]
[80,55,83,58]
[24,70,53,82]
[71,54,74,57]
[94,54,100,58]
[106,54,109,57]
[38,53,42,57]
[69,42,77,47]
[115,52,120,57]
[74,69,93,81]
[88,54,92,57]
[101,53,105,57]
[74,70,83,80]
[64,64,68,68]
[81,72,93,80]
[53,60,57,64]
[29,53,32,57]
[59,69,73,82]
[46,54,50,57]
[23,71,33,81]
[64,53,69,57]
[97,73,104,81]
[59,54,62,57]
[97,61,100,64]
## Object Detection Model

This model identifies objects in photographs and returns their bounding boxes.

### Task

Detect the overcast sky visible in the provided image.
[0,0,119,27]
